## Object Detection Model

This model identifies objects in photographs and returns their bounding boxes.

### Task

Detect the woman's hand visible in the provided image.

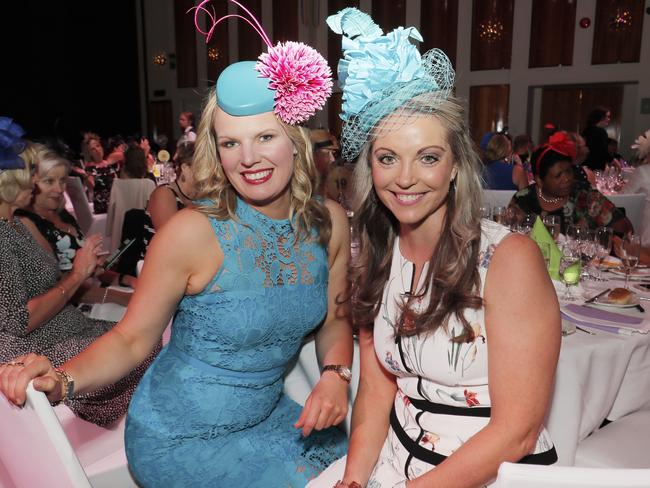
[295,372,348,437]
[0,354,61,407]
[72,234,103,279]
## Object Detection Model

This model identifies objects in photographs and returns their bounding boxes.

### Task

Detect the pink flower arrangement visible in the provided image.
[257,42,333,125]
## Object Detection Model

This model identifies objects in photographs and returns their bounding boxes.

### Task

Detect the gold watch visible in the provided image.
[321,364,352,383]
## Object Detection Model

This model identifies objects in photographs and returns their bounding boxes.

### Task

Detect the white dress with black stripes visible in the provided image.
[367,219,556,486]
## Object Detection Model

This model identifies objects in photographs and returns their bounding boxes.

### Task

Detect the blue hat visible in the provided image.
[0,117,26,172]
[216,61,275,117]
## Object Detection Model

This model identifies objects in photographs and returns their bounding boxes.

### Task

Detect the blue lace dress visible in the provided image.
[125,198,347,487]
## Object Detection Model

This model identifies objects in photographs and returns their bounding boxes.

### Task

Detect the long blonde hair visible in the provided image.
[351,97,484,339]
[192,90,331,245]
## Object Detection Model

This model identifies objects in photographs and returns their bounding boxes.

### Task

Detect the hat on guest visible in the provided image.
[194,0,332,125]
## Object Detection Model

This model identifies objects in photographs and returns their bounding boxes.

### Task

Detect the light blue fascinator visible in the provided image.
[327,8,455,161]
[216,61,275,117]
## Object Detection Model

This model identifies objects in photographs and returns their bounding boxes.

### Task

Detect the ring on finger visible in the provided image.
[4,361,24,367]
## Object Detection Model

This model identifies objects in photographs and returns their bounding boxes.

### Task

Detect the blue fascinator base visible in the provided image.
[0,117,27,171]
[216,61,276,117]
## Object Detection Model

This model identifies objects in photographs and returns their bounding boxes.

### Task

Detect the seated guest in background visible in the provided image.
[566,131,595,187]
[0,9,352,483]
[310,128,339,195]
[508,138,632,236]
[481,133,528,190]
[313,10,559,487]
[82,132,119,214]
[16,143,132,303]
[137,136,157,174]
[147,141,196,231]
[513,133,534,183]
[0,119,158,427]
[624,129,650,245]
[105,135,127,167]
[582,106,613,171]
[120,145,151,181]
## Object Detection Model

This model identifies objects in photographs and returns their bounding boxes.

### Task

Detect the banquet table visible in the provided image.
[285,270,650,465]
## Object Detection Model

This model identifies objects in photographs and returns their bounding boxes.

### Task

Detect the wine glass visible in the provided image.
[620,233,641,289]
[559,244,581,301]
[592,227,613,280]
[542,215,561,241]
[493,206,506,225]
[479,206,492,220]
[516,213,536,235]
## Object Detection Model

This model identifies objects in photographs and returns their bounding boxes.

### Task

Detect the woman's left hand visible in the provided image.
[295,372,348,436]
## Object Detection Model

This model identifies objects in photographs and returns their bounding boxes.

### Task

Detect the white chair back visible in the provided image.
[607,193,646,234]
[483,189,517,210]
[0,383,137,488]
[65,177,94,235]
[106,178,156,252]
[0,382,91,487]
[494,462,650,487]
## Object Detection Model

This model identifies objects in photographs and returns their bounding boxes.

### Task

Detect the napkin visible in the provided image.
[561,304,649,334]
[530,216,562,281]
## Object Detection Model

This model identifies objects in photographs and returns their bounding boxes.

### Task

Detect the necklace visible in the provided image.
[174,180,191,201]
[537,187,565,205]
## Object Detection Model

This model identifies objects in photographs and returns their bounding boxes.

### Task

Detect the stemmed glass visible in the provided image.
[559,244,582,301]
[620,233,641,289]
[542,215,561,241]
[592,227,613,280]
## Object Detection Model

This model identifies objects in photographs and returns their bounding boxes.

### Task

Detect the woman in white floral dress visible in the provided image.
[311,8,560,488]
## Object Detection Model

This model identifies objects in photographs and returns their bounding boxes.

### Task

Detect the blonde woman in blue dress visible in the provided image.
[312,9,560,488]
[0,2,352,486]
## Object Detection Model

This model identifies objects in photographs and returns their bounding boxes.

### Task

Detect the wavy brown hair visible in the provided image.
[350,97,484,340]
[192,90,331,246]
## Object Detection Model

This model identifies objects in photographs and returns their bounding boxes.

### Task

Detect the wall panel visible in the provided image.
[420,0,458,67]
[470,0,514,71]
[469,84,510,143]
[529,0,575,68]
[174,0,198,88]
[592,0,644,64]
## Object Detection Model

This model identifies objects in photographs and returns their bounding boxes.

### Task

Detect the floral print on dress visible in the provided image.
[446,322,485,377]
[478,243,497,269]
[464,390,480,407]
[384,351,402,373]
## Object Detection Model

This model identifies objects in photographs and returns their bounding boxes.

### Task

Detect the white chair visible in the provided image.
[608,193,646,234]
[0,382,137,488]
[494,462,650,487]
[574,410,650,469]
[483,189,517,210]
[105,178,156,252]
[65,176,94,235]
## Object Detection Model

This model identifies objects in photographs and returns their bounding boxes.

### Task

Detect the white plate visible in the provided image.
[591,293,641,308]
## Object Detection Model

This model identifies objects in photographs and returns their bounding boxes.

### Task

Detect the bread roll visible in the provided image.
[607,287,632,305]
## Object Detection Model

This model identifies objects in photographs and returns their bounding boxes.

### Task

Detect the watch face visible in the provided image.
[338,366,352,381]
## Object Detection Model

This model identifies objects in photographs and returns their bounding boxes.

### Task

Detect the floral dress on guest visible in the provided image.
[88,162,119,214]
[15,208,84,271]
[367,220,557,486]
[508,182,627,235]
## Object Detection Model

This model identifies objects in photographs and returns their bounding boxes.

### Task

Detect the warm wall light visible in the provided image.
[153,52,168,66]
[609,8,632,31]
[479,19,504,42]
[207,47,220,62]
